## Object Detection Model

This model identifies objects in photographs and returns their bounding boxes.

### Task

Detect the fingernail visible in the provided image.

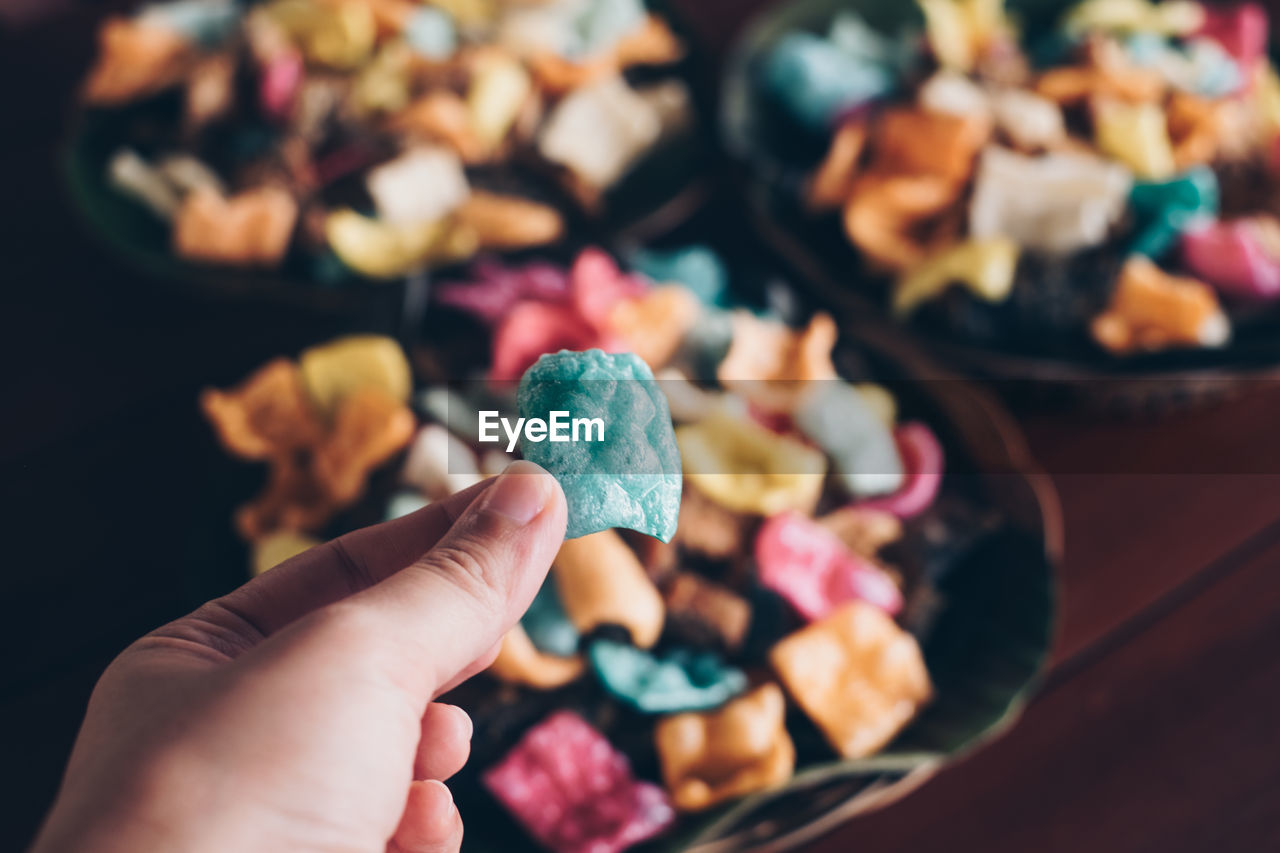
[445,703,474,743]
[426,779,454,809]
[481,460,553,524]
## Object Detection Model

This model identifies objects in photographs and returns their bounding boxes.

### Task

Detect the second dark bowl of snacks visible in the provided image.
[202,243,1060,852]
[723,0,1280,408]
[64,0,709,309]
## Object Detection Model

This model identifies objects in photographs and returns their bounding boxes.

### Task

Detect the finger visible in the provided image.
[388,780,463,853]
[341,460,567,701]
[197,478,496,641]
[415,703,472,781]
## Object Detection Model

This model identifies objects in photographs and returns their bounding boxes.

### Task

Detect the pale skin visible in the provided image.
[32,461,567,853]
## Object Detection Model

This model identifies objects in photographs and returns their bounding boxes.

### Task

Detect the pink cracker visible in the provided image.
[482,248,644,383]
[1181,220,1280,299]
[483,711,675,853]
[489,301,623,384]
[436,258,572,324]
[259,49,303,121]
[570,248,649,328]
[756,511,903,622]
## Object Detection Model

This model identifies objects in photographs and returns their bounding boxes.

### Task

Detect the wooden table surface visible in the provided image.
[2,3,1278,851]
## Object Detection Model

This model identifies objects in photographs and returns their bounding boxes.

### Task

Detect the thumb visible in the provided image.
[283,460,566,703]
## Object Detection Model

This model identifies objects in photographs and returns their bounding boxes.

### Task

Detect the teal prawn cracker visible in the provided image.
[516,349,682,541]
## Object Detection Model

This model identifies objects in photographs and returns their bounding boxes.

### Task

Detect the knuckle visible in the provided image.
[423,536,506,608]
[325,536,378,596]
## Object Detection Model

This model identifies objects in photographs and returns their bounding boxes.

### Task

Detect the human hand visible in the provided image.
[32,461,567,853]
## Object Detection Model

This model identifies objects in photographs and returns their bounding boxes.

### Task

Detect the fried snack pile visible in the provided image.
[201,335,414,544]
[379,247,947,850]
[761,0,1280,356]
[83,0,689,278]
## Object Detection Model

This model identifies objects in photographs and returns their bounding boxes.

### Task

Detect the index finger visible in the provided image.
[210,478,496,640]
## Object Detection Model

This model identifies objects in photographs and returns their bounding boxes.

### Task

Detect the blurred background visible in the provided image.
[2,1,1279,851]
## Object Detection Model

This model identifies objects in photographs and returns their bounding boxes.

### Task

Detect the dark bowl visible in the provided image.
[408,235,1061,852]
[194,218,1060,851]
[721,0,1280,412]
[61,0,713,316]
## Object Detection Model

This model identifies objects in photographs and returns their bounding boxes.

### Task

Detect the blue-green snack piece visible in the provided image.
[138,0,240,47]
[1129,166,1219,258]
[517,349,682,541]
[795,383,903,497]
[577,0,648,58]
[828,11,917,72]
[1028,31,1080,69]
[405,6,457,59]
[587,639,747,714]
[522,578,579,658]
[761,32,894,131]
[631,245,730,307]
[312,249,351,287]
